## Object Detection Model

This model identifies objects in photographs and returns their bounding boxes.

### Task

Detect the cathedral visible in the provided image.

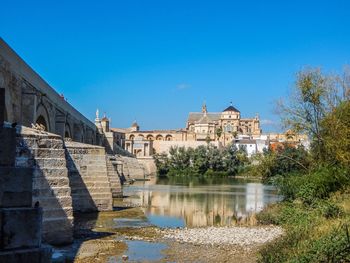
[98,103,261,157]
[186,103,261,141]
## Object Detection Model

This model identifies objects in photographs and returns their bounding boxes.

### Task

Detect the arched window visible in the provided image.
[146,135,154,140]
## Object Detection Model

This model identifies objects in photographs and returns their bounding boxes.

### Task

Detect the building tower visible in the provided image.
[101,113,110,132]
[130,120,139,132]
[95,109,103,132]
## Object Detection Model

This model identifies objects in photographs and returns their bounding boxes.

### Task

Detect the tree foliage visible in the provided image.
[153,145,248,177]
[276,68,350,162]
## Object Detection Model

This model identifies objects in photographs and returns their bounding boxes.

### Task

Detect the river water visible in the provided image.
[123,176,281,228]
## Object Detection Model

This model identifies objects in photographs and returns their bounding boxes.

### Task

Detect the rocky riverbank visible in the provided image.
[52,208,284,262]
[160,226,284,247]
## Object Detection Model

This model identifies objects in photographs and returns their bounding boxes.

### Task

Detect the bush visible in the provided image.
[292,224,350,263]
[315,200,344,219]
[274,167,350,205]
[203,169,228,177]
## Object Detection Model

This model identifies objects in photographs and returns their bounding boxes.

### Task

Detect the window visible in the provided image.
[225,124,232,132]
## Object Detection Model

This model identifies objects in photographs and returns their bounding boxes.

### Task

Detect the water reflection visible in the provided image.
[123,176,280,228]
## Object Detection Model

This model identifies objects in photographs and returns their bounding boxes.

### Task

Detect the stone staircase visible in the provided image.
[65,142,113,212]
[106,155,123,198]
[16,129,74,246]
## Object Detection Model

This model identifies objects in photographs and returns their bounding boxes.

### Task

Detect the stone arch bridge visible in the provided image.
[0,38,97,144]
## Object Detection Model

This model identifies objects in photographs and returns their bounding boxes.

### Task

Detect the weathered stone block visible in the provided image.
[0,167,33,207]
[34,158,67,168]
[0,127,16,166]
[0,207,42,250]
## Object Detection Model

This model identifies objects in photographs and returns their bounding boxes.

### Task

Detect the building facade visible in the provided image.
[103,103,261,156]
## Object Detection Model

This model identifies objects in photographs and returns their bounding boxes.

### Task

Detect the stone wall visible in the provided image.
[137,157,157,176]
[0,120,51,262]
[116,156,145,180]
[0,38,97,144]
[13,125,116,245]
[65,141,113,212]
[16,125,74,245]
[153,140,222,155]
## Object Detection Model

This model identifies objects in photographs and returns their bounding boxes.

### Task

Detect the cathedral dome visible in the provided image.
[223,105,240,112]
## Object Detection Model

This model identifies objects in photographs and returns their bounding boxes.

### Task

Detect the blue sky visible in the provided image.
[1,0,349,131]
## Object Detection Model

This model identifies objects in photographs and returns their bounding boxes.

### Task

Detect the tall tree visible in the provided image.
[276,68,350,161]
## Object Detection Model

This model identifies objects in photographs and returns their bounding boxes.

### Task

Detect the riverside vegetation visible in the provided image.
[153,144,249,177]
[154,68,350,262]
[255,68,350,262]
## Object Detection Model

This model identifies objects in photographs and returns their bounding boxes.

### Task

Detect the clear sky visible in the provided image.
[1,0,349,131]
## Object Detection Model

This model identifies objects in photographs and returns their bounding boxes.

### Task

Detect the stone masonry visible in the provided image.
[65,141,113,212]
[0,94,51,262]
[106,155,124,198]
[16,126,74,245]
[12,126,117,246]
[118,156,145,180]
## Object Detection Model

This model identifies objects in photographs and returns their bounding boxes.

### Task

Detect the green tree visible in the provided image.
[215,127,223,141]
[321,100,350,167]
[276,68,349,162]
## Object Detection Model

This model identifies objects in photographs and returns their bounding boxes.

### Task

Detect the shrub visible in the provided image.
[315,200,344,219]
[274,167,350,205]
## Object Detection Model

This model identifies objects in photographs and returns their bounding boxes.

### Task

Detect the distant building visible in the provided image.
[95,104,309,158]
[107,103,261,156]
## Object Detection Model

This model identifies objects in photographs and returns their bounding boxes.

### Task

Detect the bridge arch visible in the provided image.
[36,103,50,131]
[64,123,72,138]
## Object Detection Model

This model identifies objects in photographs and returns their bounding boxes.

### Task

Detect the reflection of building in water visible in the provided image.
[133,184,272,227]
[245,183,264,213]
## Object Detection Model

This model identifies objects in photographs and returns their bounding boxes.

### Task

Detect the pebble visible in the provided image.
[161,226,283,247]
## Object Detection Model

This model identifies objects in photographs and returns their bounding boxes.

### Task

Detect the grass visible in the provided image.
[257,186,350,262]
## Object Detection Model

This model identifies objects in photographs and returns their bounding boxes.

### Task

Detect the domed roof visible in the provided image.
[131,121,139,127]
[101,116,109,122]
[223,105,240,113]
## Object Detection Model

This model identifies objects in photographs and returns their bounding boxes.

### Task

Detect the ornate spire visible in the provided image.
[95,108,102,131]
[201,101,207,113]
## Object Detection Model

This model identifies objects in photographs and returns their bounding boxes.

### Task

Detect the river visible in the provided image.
[122,176,281,228]
[66,176,282,262]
